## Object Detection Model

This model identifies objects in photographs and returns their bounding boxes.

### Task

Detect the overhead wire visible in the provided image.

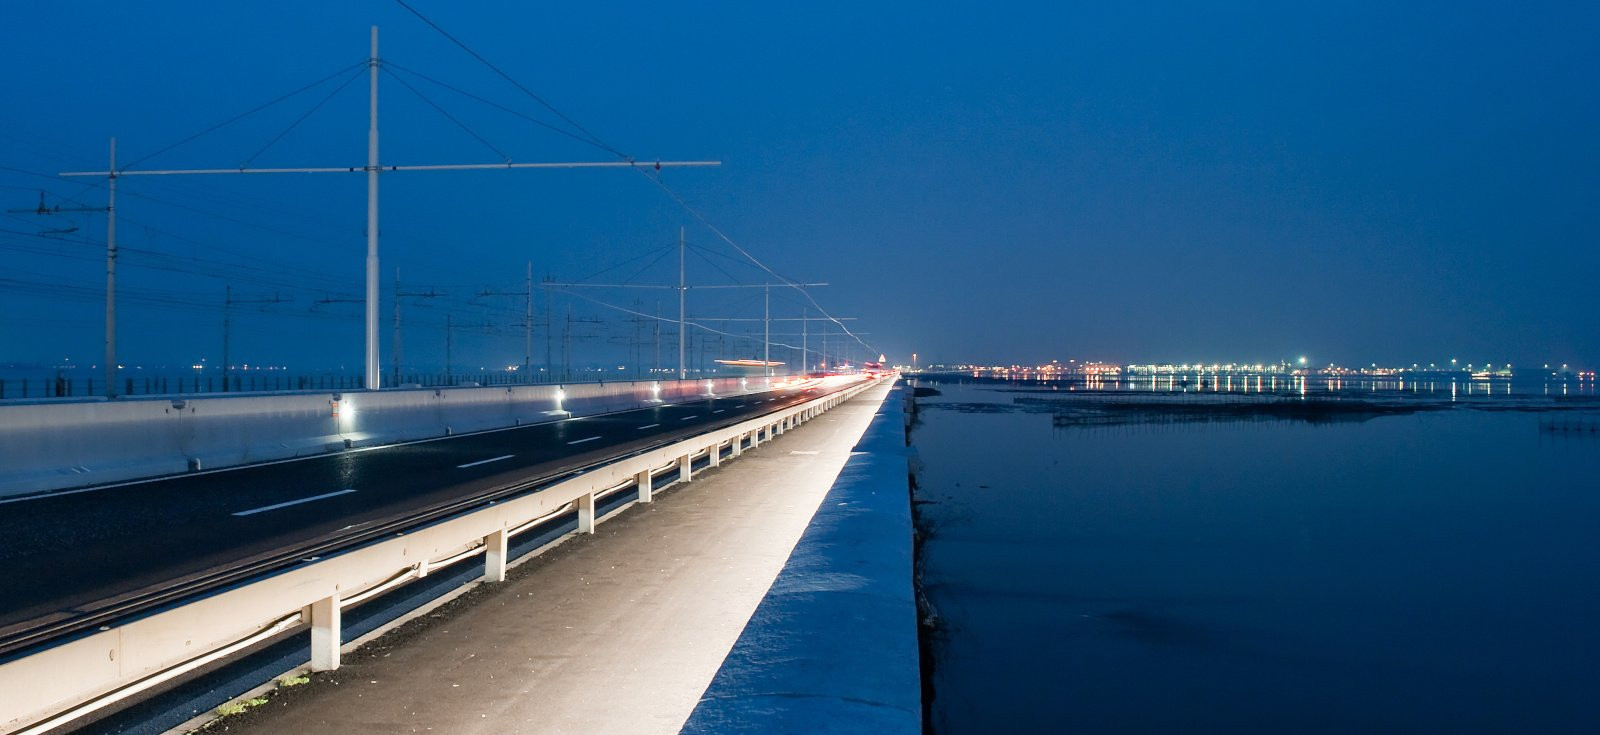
[239,67,369,169]
[388,0,877,356]
[560,241,674,284]
[383,62,607,154]
[547,285,812,356]
[616,245,677,285]
[121,61,368,171]
[391,0,626,158]
[381,66,510,162]
[9,10,877,369]
[686,243,749,286]
[636,170,876,353]
[1,164,359,251]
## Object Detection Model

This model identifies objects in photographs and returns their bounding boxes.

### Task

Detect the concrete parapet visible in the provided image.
[0,376,776,498]
[681,381,920,734]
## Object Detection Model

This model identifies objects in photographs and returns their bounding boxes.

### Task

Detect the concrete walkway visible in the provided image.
[209,381,895,735]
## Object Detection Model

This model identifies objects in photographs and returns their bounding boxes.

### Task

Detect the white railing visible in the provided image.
[0,375,884,735]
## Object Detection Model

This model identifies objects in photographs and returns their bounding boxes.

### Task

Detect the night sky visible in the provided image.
[2,1,1596,372]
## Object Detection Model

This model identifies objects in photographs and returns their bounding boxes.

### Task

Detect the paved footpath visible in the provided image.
[208,380,895,735]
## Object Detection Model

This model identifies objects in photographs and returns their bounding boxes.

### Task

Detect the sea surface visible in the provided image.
[910,375,1600,733]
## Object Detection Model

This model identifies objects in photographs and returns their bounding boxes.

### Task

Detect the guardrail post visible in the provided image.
[678,453,694,483]
[708,441,722,468]
[732,433,744,457]
[577,492,596,533]
[636,468,654,502]
[484,528,509,583]
[310,593,341,671]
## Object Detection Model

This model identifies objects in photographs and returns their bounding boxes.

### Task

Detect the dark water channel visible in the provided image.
[911,376,1600,733]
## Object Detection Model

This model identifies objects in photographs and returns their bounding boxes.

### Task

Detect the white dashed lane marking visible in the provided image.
[233,489,357,517]
[457,454,515,469]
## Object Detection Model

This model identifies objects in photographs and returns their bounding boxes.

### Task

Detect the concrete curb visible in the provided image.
[681,381,920,734]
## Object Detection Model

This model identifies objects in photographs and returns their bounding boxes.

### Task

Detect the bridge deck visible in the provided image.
[204,380,894,734]
[0,383,850,653]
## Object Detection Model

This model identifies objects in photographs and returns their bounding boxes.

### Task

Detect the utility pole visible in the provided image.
[393,274,444,383]
[632,298,644,378]
[7,188,112,393]
[442,314,496,384]
[475,262,534,382]
[223,287,288,391]
[106,138,117,397]
[821,324,827,372]
[364,26,380,392]
[393,270,401,383]
[525,262,533,379]
[802,307,808,373]
[544,277,554,382]
[764,285,772,377]
[61,27,718,393]
[563,308,572,381]
[678,226,686,380]
[222,285,230,391]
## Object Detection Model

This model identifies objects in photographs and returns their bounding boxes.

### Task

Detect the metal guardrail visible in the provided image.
[0,375,885,735]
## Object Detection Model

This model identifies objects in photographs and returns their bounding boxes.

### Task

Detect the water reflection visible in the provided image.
[942,368,1598,400]
[910,374,1600,733]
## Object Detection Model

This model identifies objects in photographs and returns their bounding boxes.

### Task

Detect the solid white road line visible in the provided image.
[636,423,661,430]
[567,436,601,445]
[457,454,515,469]
[233,489,357,517]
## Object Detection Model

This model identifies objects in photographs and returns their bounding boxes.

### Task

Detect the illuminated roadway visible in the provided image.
[0,383,848,659]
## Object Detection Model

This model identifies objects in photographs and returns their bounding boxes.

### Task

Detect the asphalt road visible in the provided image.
[0,382,845,657]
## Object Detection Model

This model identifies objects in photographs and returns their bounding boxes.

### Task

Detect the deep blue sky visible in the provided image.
[2,1,1596,371]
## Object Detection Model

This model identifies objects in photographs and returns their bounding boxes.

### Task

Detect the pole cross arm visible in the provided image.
[59,160,721,177]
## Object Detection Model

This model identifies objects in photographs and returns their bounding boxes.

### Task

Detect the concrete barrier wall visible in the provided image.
[681,379,920,734]
[0,377,778,498]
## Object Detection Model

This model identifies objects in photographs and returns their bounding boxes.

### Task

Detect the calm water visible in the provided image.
[911,376,1600,733]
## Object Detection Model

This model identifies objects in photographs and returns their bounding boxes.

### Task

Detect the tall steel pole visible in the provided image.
[222,285,231,392]
[364,26,381,390]
[763,284,770,377]
[104,137,117,398]
[392,268,402,383]
[802,307,808,373]
[677,226,686,379]
[524,261,533,379]
[56,26,716,395]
